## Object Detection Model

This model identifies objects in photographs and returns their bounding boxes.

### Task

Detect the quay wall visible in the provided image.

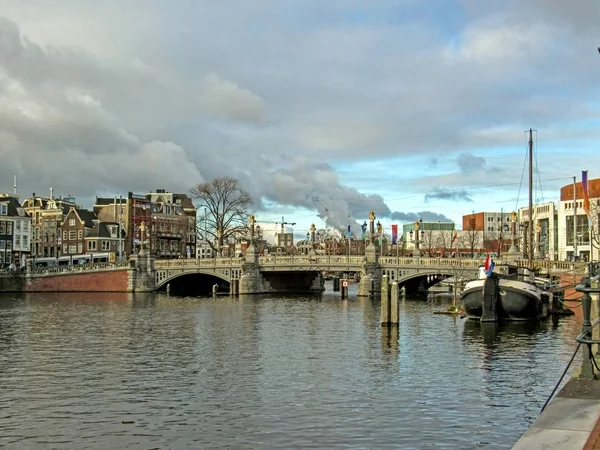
[24,269,130,292]
[0,275,24,293]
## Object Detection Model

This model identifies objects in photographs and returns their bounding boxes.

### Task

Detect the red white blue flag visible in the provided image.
[484,253,495,277]
[391,224,398,244]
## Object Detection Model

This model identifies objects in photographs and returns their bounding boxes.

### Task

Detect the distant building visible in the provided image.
[93,189,197,259]
[61,207,98,256]
[85,222,123,258]
[0,194,32,268]
[146,189,197,259]
[196,239,215,259]
[557,177,600,261]
[22,190,78,258]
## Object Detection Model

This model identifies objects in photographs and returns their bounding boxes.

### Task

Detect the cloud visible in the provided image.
[390,211,453,223]
[424,187,473,203]
[1,1,600,228]
[200,73,265,124]
[457,153,486,174]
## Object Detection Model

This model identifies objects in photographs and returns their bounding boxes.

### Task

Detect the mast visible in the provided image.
[528,128,533,266]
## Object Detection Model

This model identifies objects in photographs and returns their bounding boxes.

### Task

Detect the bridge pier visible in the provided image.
[128,243,155,292]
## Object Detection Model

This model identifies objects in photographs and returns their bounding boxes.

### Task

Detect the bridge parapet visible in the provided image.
[258,255,364,266]
[29,260,130,275]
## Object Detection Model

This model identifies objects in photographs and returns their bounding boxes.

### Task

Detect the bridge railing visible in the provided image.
[154,258,243,269]
[379,257,483,268]
[30,260,130,275]
[152,256,586,272]
[258,255,365,265]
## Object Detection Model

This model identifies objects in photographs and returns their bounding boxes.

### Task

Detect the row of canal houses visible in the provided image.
[2,177,599,268]
[0,188,196,268]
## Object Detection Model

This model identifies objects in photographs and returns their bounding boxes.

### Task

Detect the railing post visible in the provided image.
[578,276,596,379]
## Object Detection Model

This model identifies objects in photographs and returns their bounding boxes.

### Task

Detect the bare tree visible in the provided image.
[438,227,458,257]
[421,228,438,257]
[464,218,481,258]
[190,177,252,254]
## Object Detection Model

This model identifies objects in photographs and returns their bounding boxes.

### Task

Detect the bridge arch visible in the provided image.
[155,269,234,290]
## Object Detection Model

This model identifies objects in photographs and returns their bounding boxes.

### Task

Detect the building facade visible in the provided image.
[0,194,32,268]
[61,208,97,257]
[22,192,78,258]
[557,177,600,261]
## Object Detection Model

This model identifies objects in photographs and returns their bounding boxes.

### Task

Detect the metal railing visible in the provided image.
[540,262,600,413]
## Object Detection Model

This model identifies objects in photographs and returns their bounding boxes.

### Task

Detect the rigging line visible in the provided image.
[514,135,529,212]
[534,130,545,205]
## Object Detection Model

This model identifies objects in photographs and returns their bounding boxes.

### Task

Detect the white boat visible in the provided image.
[461,264,547,321]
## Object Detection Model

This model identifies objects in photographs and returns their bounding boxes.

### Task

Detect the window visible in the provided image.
[44,220,48,228]
[23,221,29,232]
[0,204,7,215]
[69,231,76,240]
[15,221,21,232]
[101,241,110,251]
[78,230,83,240]
[63,244,68,253]
[0,222,5,234]
[78,243,82,253]
[0,240,4,249]
[69,245,76,254]
[88,241,97,250]
[6,223,12,234]
[22,236,28,248]
[15,236,20,247]
[63,231,67,241]
[43,233,48,243]
[69,218,75,226]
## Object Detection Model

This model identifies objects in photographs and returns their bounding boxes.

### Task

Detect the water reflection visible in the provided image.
[463,320,549,348]
[0,292,583,449]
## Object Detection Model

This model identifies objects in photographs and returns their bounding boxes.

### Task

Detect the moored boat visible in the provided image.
[461,264,547,321]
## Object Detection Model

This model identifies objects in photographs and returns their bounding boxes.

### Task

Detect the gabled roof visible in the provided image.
[87,222,125,239]
[76,209,98,228]
[0,196,28,217]
[174,193,196,210]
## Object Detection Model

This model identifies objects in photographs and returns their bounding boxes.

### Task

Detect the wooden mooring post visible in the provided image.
[381,275,400,326]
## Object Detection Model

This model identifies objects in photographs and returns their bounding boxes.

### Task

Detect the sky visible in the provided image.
[1,0,599,238]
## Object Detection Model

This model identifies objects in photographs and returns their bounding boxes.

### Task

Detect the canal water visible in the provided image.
[0,288,583,450]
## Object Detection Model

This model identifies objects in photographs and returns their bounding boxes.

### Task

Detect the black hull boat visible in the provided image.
[461,266,547,322]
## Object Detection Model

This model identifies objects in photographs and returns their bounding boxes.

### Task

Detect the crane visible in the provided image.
[254,217,296,234]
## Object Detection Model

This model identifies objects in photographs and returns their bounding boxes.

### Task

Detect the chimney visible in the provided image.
[50,187,54,199]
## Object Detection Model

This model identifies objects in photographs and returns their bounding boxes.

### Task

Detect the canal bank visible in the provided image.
[512,266,600,449]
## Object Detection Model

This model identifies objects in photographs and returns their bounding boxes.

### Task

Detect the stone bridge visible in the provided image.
[154,254,585,296]
[6,249,584,295]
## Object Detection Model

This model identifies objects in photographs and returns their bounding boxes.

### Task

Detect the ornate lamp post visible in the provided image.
[368,211,376,245]
[506,212,524,257]
[409,219,424,257]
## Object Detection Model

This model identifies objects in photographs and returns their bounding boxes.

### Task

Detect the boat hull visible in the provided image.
[461,278,544,321]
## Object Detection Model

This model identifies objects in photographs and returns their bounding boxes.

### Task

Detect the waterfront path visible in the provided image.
[512,377,600,449]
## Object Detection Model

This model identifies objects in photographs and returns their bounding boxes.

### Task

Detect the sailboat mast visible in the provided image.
[528,128,534,265]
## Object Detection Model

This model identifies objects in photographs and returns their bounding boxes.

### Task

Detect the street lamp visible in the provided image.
[506,212,523,256]
[408,219,424,257]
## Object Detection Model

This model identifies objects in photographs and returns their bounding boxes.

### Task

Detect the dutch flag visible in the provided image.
[484,253,495,277]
